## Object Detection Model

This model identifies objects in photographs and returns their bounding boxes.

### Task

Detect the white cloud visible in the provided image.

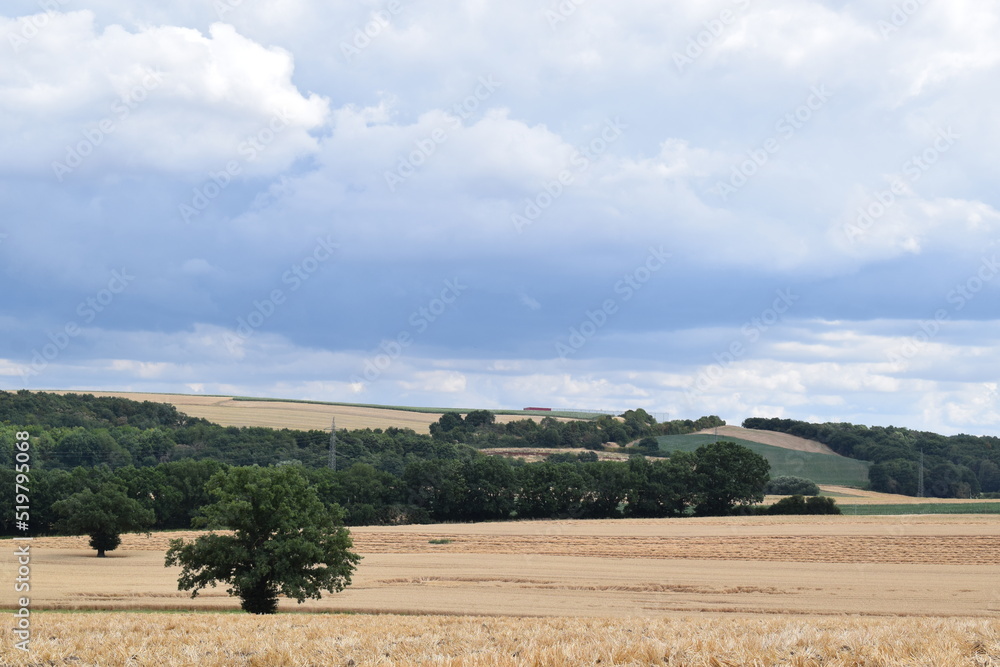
[4,1,1000,438]
[0,12,328,177]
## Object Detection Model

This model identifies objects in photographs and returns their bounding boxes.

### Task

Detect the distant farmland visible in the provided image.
[42,391,589,434]
[657,433,871,487]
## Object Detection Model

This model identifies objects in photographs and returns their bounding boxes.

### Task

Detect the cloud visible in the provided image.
[0,12,328,178]
[3,1,1000,437]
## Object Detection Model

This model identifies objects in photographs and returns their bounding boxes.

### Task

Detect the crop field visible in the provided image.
[44,391,577,434]
[658,434,872,487]
[694,425,839,455]
[6,515,1000,616]
[3,515,999,664]
[2,613,998,666]
[817,485,1000,509]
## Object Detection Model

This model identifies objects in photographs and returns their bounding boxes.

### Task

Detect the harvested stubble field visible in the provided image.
[694,425,839,455]
[1,613,998,666]
[7,515,1000,619]
[4,516,1000,665]
[818,485,1000,506]
[46,391,575,434]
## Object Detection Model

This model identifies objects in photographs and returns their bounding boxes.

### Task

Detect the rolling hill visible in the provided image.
[693,425,838,455]
[657,433,871,488]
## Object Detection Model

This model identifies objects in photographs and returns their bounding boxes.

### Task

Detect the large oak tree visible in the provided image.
[165,465,360,614]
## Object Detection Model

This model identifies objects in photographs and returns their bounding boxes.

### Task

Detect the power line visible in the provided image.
[328,417,337,471]
[917,449,924,498]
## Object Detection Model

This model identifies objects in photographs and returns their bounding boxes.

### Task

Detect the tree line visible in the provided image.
[432,408,725,449]
[1,439,777,538]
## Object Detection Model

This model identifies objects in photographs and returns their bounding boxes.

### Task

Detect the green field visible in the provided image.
[657,434,871,487]
[833,502,1000,515]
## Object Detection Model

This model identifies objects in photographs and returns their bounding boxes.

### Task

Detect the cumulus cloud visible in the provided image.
[0,12,328,178]
[3,1,1000,435]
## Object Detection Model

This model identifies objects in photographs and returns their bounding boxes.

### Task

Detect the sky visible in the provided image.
[1,1,998,435]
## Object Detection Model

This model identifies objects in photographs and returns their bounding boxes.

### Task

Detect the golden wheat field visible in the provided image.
[2,613,999,666]
[3,515,1000,664]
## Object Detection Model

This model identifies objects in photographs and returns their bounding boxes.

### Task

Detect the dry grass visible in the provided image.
[1,613,998,666]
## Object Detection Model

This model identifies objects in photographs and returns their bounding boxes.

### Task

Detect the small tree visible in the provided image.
[165,466,360,614]
[635,437,661,455]
[463,410,496,429]
[693,441,770,516]
[765,476,820,496]
[52,485,155,557]
[768,495,841,515]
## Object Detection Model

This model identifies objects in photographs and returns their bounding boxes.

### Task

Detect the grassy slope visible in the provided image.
[657,434,872,488]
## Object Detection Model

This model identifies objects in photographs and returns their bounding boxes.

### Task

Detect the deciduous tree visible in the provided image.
[165,466,360,614]
[52,484,154,557]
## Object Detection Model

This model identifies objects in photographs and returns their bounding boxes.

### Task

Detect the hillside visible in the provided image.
[657,434,871,488]
[694,425,838,455]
